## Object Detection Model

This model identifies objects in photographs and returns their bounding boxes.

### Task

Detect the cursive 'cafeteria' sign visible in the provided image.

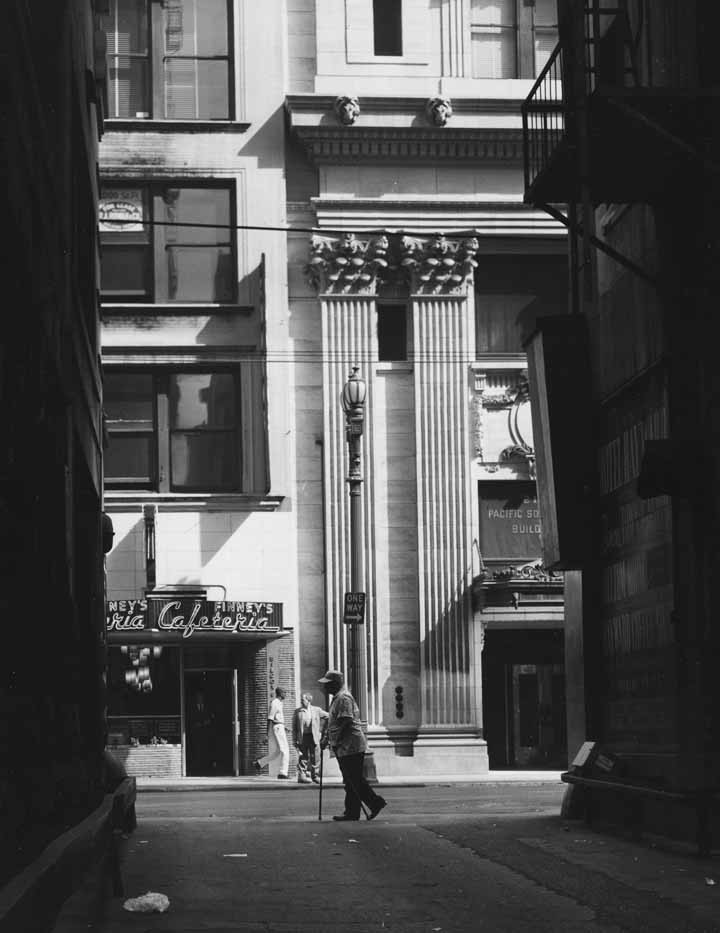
[106,599,282,640]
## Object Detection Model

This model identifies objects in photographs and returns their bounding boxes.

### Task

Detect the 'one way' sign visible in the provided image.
[343,592,366,625]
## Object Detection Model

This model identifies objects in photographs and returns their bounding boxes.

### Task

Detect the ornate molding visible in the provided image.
[425,96,453,126]
[306,232,479,295]
[306,232,390,294]
[333,96,360,126]
[485,561,561,584]
[399,234,479,295]
[290,128,524,165]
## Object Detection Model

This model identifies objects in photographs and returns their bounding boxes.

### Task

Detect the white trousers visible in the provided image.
[257,723,289,777]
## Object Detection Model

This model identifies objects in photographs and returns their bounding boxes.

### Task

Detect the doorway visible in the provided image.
[184,669,234,776]
[481,628,567,769]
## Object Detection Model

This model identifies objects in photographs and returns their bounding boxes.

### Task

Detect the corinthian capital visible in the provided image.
[399,234,479,294]
[306,232,390,294]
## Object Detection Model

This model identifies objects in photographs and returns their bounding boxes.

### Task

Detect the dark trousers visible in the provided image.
[338,753,383,818]
[297,733,320,779]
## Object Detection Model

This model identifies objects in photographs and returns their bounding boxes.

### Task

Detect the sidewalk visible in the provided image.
[51,781,720,933]
[136,770,564,791]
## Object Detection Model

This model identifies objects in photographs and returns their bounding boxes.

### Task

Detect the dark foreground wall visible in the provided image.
[0,0,107,886]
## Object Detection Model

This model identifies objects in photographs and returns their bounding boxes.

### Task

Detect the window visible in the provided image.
[470,0,558,78]
[373,0,403,57]
[377,303,408,361]
[533,0,559,75]
[99,183,235,303]
[471,0,517,78]
[105,0,231,120]
[104,370,241,492]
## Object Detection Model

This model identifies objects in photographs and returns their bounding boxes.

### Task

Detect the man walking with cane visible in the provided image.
[318,670,386,822]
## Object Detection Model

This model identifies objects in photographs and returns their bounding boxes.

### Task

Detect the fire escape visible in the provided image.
[521,2,720,286]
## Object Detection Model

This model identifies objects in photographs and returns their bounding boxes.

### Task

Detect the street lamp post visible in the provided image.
[341,367,368,729]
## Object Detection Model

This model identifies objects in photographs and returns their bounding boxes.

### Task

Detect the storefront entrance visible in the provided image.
[482,629,567,769]
[184,669,234,776]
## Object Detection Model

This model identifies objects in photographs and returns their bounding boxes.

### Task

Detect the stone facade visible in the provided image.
[101,0,567,780]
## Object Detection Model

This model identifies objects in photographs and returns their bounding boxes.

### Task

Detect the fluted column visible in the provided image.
[400,235,479,727]
[440,0,468,78]
[307,234,386,726]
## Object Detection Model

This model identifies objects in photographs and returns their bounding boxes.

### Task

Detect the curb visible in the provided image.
[136,774,564,792]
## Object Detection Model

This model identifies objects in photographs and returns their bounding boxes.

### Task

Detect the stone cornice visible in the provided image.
[291,126,524,165]
[286,94,523,117]
[285,94,525,164]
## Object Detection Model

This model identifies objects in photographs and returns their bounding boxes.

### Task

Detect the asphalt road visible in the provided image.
[53,783,720,932]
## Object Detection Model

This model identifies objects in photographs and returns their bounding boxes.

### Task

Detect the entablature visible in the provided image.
[286,94,524,165]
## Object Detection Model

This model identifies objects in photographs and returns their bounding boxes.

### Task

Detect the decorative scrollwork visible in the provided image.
[399,233,479,294]
[306,232,390,294]
[490,561,559,583]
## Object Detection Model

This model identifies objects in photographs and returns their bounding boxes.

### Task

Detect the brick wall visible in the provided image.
[107,744,182,779]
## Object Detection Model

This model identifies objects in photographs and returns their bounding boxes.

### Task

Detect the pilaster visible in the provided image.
[308,234,382,725]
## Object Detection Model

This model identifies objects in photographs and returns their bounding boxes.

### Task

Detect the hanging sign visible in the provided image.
[106,598,283,640]
[343,592,366,625]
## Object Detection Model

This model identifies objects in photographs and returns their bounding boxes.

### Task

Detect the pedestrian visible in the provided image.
[292,692,328,784]
[254,686,290,779]
[318,670,386,821]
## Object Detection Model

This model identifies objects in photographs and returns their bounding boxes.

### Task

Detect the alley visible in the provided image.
[53,784,720,932]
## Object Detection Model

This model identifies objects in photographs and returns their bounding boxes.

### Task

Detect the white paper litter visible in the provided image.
[704,878,716,886]
[123,892,170,913]
[223,853,248,858]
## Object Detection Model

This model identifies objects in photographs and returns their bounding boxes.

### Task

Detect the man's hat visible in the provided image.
[318,669,344,685]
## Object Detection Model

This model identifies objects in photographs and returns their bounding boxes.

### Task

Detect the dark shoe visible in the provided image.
[368,798,387,820]
[253,760,262,773]
[277,774,290,780]
[311,775,320,784]
[332,814,359,821]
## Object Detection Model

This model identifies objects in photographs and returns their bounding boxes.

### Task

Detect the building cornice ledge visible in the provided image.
[291,126,524,165]
[285,95,524,164]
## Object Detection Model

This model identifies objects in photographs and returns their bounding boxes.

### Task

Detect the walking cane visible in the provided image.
[318,744,324,821]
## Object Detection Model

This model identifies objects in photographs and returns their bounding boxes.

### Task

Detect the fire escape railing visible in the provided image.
[521,41,566,197]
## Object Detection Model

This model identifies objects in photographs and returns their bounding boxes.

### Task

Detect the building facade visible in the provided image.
[521,0,720,843]
[2,0,107,884]
[101,0,566,780]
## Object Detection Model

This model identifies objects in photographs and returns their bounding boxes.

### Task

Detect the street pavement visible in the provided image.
[52,781,720,932]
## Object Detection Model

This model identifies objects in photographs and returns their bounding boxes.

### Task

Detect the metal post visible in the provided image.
[347,430,367,726]
[341,368,374,779]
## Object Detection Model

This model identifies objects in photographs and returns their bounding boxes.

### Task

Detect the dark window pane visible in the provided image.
[104,372,154,426]
[170,432,237,490]
[373,0,402,56]
[377,304,407,361]
[105,434,154,484]
[163,59,229,119]
[169,374,236,429]
[101,245,152,297]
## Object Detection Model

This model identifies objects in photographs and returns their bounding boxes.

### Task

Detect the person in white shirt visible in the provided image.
[254,687,290,779]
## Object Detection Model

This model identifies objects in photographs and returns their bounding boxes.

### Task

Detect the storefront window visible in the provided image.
[106,646,181,745]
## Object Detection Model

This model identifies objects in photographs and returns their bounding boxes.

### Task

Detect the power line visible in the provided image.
[98,218,494,237]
